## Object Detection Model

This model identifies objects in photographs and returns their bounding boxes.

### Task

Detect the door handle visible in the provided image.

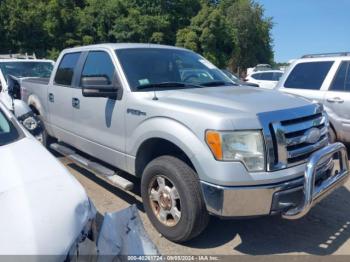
[48,93,54,102]
[72,97,80,108]
[327,97,344,103]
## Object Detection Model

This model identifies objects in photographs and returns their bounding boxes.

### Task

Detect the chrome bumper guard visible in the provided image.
[282,142,350,220]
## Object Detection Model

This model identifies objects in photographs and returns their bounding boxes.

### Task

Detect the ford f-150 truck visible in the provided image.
[21,44,350,242]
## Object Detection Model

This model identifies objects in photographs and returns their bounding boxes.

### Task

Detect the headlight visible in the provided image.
[22,116,38,130]
[205,130,265,172]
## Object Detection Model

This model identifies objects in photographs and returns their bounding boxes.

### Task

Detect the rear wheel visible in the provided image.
[141,155,209,242]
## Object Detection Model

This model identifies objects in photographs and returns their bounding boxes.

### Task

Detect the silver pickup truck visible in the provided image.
[21,43,350,242]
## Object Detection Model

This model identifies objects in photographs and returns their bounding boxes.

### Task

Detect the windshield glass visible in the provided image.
[0,108,20,146]
[115,48,232,90]
[0,61,53,79]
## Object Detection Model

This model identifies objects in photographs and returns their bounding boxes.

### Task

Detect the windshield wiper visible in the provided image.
[199,81,234,87]
[136,82,203,90]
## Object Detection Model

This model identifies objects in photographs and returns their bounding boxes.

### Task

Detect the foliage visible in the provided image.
[0,0,273,69]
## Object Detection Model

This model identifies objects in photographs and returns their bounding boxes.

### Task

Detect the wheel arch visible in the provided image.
[135,137,197,177]
[128,117,209,178]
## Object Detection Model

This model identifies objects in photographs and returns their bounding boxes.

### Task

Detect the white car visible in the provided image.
[245,70,283,89]
[0,57,54,93]
[0,101,96,257]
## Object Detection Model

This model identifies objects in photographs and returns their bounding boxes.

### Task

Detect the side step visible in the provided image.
[50,143,134,191]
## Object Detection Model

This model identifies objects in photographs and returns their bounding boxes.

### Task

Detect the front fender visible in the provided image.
[126,117,212,177]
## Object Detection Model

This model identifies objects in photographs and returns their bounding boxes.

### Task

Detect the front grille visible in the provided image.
[274,112,329,166]
[258,104,330,171]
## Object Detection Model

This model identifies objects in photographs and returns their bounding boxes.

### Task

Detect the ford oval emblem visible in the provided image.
[305,128,321,144]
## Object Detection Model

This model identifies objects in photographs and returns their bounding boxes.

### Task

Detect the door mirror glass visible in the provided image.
[6,75,20,99]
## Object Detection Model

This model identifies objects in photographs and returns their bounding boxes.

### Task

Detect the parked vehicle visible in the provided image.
[21,44,349,242]
[276,52,350,143]
[0,56,53,139]
[0,56,54,94]
[0,101,96,256]
[221,69,259,87]
[245,70,283,89]
[247,63,272,76]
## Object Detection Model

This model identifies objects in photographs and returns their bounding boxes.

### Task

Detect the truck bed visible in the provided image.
[22,77,50,85]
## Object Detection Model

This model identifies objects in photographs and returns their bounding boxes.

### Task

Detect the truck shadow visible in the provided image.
[186,186,350,255]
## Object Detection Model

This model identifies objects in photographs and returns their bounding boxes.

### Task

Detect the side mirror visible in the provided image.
[7,75,20,99]
[81,76,119,99]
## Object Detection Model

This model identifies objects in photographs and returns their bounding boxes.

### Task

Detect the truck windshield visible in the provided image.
[0,61,53,80]
[0,108,20,146]
[115,48,232,90]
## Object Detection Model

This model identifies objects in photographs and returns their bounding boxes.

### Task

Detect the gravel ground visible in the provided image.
[57,154,350,256]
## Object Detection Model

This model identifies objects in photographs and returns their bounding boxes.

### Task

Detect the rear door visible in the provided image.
[48,52,81,140]
[324,61,350,141]
[280,61,334,103]
[70,50,126,169]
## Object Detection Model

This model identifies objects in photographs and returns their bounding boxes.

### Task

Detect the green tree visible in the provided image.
[0,0,49,56]
[220,0,274,71]
[176,2,234,67]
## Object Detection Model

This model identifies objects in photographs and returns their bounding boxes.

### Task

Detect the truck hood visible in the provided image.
[158,86,311,115]
[0,137,92,256]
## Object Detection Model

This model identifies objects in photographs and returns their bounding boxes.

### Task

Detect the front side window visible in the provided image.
[284,61,334,90]
[0,62,53,80]
[54,52,81,86]
[115,48,231,90]
[80,51,116,85]
[0,109,20,146]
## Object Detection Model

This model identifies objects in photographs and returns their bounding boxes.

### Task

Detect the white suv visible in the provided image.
[276,52,350,143]
[245,70,283,89]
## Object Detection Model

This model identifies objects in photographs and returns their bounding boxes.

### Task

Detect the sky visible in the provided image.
[258,0,350,62]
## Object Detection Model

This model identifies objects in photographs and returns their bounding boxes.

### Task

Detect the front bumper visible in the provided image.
[201,143,349,218]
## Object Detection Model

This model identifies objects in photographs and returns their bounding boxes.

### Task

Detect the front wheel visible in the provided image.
[141,155,209,243]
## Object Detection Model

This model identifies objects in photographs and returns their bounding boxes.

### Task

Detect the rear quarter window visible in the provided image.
[284,61,334,90]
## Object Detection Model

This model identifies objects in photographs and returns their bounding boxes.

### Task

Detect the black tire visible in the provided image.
[42,128,56,148]
[329,127,337,143]
[141,155,209,242]
[39,117,56,148]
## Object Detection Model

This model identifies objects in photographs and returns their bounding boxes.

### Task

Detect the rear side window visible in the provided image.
[54,52,81,86]
[80,51,116,85]
[284,61,333,90]
[251,73,261,80]
[261,72,273,80]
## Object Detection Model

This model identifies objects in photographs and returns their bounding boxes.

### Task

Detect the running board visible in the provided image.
[50,143,134,191]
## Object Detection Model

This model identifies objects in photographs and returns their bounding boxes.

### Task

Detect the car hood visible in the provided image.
[158,86,311,115]
[0,137,91,256]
